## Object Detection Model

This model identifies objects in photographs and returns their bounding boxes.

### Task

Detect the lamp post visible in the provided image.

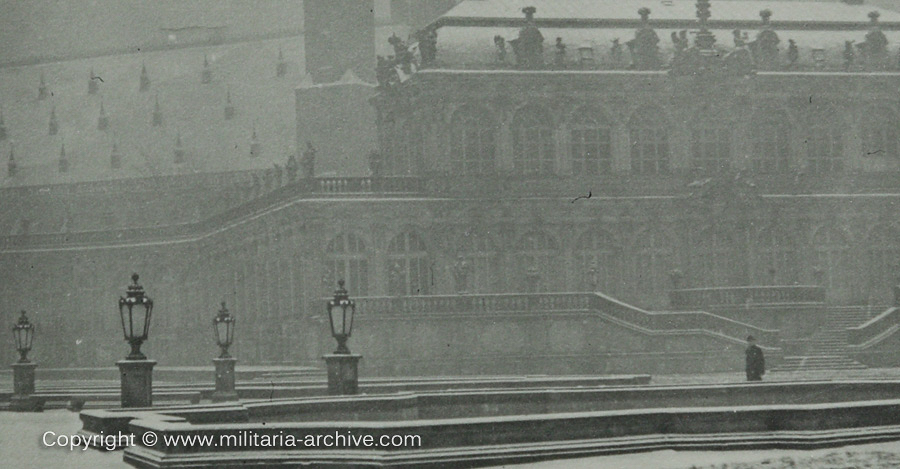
[10,310,39,411]
[116,273,156,408]
[322,280,361,395]
[212,301,238,402]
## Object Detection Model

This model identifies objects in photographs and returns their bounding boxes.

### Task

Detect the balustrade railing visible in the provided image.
[670,285,825,309]
[352,291,778,345]
[848,307,900,347]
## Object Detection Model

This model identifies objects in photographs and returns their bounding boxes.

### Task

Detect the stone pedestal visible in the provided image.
[10,362,40,411]
[117,359,156,408]
[322,354,361,395]
[212,357,238,402]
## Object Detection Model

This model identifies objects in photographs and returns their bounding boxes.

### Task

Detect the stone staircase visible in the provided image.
[773,306,877,372]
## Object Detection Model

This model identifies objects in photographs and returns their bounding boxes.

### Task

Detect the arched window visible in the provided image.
[513,105,555,175]
[866,225,900,303]
[805,105,844,174]
[451,105,496,174]
[755,226,798,285]
[694,229,736,287]
[455,230,497,293]
[813,227,852,300]
[751,109,791,173]
[325,233,369,296]
[691,113,732,173]
[517,231,559,292]
[387,231,429,296]
[862,106,900,159]
[574,229,619,293]
[630,230,673,307]
[383,119,422,176]
[570,107,612,175]
[629,107,670,174]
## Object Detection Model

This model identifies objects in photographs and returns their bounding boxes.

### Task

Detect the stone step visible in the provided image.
[772,355,867,372]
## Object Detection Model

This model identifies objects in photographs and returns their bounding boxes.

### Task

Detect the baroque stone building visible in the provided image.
[1,0,899,375]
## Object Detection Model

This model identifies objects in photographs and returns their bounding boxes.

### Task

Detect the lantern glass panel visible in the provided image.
[215,319,233,347]
[344,302,354,336]
[329,304,345,337]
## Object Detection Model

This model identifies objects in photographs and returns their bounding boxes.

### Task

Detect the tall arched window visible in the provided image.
[387,231,429,296]
[691,113,732,173]
[513,105,555,175]
[629,107,670,174]
[570,107,612,175]
[805,105,844,174]
[754,226,798,285]
[382,119,422,176]
[455,230,497,293]
[574,229,619,293]
[866,225,900,303]
[751,109,791,173]
[451,105,497,174]
[813,227,852,300]
[862,106,900,159]
[694,228,736,287]
[324,233,369,296]
[517,231,559,292]
[630,230,673,307]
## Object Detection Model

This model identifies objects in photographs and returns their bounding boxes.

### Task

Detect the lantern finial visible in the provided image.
[131,273,139,285]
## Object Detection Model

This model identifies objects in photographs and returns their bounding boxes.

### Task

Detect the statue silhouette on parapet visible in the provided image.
[843,40,857,71]
[724,30,754,76]
[285,153,299,182]
[857,11,889,70]
[609,38,624,67]
[750,9,780,70]
[494,35,507,63]
[301,142,316,178]
[510,6,544,69]
[418,27,438,67]
[626,7,660,70]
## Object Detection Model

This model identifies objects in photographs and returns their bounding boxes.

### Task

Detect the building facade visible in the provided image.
[1,0,899,375]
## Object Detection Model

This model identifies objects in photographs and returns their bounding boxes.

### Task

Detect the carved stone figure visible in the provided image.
[858,11,889,70]
[787,39,799,68]
[511,6,544,69]
[494,35,507,63]
[609,38,623,66]
[554,37,567,68]
[844,41,856,71]
[453,256,472,293]
[627,7,660,70]
[418,28,438,66]
[751,10,780,70]
[285,153,299,182]
[301,141,316,178]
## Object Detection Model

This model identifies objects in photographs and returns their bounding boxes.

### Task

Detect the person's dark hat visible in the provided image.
[746,335,756,341]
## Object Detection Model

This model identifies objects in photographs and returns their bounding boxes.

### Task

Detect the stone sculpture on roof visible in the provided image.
[627,7,660,70]
[751,9,780,70]
[511,6,544,69]
[859,11,890,70]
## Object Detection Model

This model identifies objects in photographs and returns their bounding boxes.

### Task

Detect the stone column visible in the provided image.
[322,354,362,395]
[117,359,156,408]
[212,357,238,402]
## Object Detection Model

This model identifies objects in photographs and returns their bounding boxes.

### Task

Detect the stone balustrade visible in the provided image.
[669,285,826,309]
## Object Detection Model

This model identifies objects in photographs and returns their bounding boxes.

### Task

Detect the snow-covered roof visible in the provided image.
[0,36,304,188]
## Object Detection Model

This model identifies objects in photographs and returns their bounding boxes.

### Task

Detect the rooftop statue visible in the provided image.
[418,27,438,67]
[858,11,889,70]
[510,6,544,69]
[627,7,660,70]
[751,9,780,70]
